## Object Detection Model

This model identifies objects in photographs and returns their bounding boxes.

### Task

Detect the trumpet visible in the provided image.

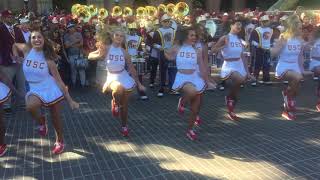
[98,8,108,19]
[158,4,167,15]
[174,2,189,17]
[136,7,146,17]
[166,3,175,16]
[112,6,122,17]
[123,7,133,17]
[146,6,157,17]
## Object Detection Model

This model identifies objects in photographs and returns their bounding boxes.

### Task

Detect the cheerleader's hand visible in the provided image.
[69,100,80,110]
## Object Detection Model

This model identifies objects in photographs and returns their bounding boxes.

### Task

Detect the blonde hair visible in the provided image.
[95,25,127,46]
[281,15,301,40]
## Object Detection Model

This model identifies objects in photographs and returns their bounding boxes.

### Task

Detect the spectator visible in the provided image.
[82,28,97,86]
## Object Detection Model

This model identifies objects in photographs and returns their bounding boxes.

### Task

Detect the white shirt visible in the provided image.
[22,31,31,43]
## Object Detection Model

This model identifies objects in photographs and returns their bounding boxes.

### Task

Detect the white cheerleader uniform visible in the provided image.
[0,82,11,104]
[23,49,64,106]
[172,45,206,93]
[309,39,320,71]
[275,38,303,78]
[103,45,136,92]
[220,33,247,80]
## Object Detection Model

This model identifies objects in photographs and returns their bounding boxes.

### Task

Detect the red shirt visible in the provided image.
[83,37,96,56]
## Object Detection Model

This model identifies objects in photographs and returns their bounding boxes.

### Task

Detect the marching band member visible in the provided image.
[152,14,176,97]
[271,15,305,120]
[12,30,79,154]
[88,27,145,137]
[212,19,254,120]
[309,26,320,111]
[166,27,206,140]
[126,23,148,100]
[250,15,277,86]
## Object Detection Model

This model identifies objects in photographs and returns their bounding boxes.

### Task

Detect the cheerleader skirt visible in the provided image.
[26,76,64,106]
[103,70,136,93]
[275,61,301,79]
[0,82,11,104]
[309,59,320,71]
[172,71,206,93]
[220,59,247,80]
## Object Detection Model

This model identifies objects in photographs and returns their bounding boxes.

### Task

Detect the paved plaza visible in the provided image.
[1,78,320,180]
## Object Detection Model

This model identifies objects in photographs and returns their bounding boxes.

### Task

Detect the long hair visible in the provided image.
[28,30,59,61]
[175,26,195,46]
[282,15,301,40]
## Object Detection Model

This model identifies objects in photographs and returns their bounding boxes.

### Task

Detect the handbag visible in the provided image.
[74,53,89,70]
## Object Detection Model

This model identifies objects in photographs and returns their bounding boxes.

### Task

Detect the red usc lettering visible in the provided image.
[26,60,45,69]
[179,51,196,59]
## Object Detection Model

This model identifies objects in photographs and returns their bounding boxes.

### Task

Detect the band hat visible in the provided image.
[279,15,288,21]
[161,14,171,22]
[1,10,13,17]
[67,23,76,29]
[196,15,207,23]
[223,12,229,16]
[260,15,270,21]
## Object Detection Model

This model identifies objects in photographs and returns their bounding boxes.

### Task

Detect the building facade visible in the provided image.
[0,0,248,14]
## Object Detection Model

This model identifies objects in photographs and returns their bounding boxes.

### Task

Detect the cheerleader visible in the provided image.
[88,28,145,137]
[12,30,79,154]
[165,27,207,140]
[0,71,16,156]
[271,15,305,120]
[212,19,254,120]
[308,26,320,111]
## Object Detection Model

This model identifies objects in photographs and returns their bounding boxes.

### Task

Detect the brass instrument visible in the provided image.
[88,4,98,17]
[123,7,133,17]
[98,8,108,19]
[166,3,175,16]
[158,4,167,15]
[174,2,189,17]
[77,5,91,23]
[71,4,82,15]
[146,6,157,17]
[136,7,146,17]
[112,6,122,17]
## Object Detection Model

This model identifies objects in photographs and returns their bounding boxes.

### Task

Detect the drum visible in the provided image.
[132,57,146,75]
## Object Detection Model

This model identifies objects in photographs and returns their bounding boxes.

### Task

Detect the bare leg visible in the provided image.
[120,91,130,127]
[26,95,45,125]
[188,94,201,130]
[49,103,63,142]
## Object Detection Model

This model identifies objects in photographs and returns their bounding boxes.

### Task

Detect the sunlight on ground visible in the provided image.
[100,140,290,179]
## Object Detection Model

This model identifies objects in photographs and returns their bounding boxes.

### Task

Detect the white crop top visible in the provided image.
[23,49,50,83]
[176,45,197,70]
[311,39,320,58]
[104,45,125,72]
[278,37,303,63]
[221,33,244,59]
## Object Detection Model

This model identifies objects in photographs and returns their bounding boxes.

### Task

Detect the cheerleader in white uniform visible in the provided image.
[212,20,254,120]
[165,27,206,141]
[88,28,145,137]
[271,15,305,120]
[0,70,16,156]
[12,30,79,154]
[308,26,320,111]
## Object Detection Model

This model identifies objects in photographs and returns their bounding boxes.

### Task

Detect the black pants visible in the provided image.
[253,48,271,82]
[149,56,159,85]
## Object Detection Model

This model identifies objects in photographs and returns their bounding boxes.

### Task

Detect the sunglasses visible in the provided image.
[163,20,170,23]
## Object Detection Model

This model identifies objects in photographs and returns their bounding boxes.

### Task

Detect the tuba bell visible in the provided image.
[88,4,98,17]
[98,8,108,19]
[166,3,175,16]
[146,6,157,17]
[158,4,167,15]
[136,7,146,17]
[174,2,189,17]
[123,7,133,17]
[112,6,122,17]
[76,5,91,23]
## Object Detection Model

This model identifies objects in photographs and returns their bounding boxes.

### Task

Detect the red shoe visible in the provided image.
[0,144,7,157]
[38,124,48,137]
[186,129,197,141]
[177,97,185,115]
[194,116,202,126]
[316,102,320,112]
[225,96,235,113]
[282,111,296,120]
[227,111,239,121]
[121,127,129,137]
[111,99,119,117]
[52,141,64,154]
[282,90,296,111]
